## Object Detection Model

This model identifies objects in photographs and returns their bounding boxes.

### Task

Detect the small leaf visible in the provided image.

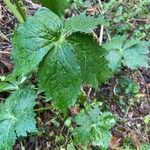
[106,50,122,71]
[67,142,76,150]
[144,114,150,124]
[73,107,116,148]
[123,42,149,69]
[64,117,72,127]
[0,87,37,149]
[104,35,149,71]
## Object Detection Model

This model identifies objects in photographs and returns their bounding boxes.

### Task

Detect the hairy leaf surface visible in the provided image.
[104,35,149,71]
[64,14,103,35]
[38,41,82,112]
[0,87,37,149]
[13,8,110,112]
[68,33,111,88]
[13,8,62,76]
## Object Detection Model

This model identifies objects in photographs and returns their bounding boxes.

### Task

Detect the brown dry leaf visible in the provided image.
[128,131,141,150]
[109,136,122,150]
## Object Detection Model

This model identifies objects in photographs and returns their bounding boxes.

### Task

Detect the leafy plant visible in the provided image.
[12,8,110,113]
[117,77,140,97]
[73,106,116,149]
[102,0,150,39]
[0,87,37,149]
[1,0,150,149]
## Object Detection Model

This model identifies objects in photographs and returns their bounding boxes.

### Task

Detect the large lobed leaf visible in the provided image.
[73,106,116,149]
[13,8,62,76]
[0,87,37,149]
[13,8,109,113]
[38,41,82,113]
[68,33,112,88]
[104,35,149,71]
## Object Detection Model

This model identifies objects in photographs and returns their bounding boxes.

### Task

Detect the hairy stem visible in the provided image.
[3,0,24,23]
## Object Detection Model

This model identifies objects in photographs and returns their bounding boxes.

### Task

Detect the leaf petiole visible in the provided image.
[34,106,52,112]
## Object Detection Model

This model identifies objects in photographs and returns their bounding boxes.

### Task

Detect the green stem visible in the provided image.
[3,0,24,23]
[34,106,52,112]
[13,0,26,21]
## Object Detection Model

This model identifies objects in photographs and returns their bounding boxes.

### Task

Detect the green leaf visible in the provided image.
[104,35,149,71]
[39,0,69,16]
[68,33,112,88]
[118,77,140,96]
[13,8,62,76]
[73,106,116,148]
[144,114,150,124]
[140,144,150,150]
[13,8,110,112]
[38,41,82,113]
[0,87,37,149]
[123,42,149,69]
[64,14,103,35]
[106,51,122,71]
[104,36,127,51]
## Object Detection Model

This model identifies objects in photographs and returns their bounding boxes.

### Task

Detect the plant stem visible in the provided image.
[13,0,26,21]
[34,106,52,112]
[98,0,104,45]
[3,0,24,23]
